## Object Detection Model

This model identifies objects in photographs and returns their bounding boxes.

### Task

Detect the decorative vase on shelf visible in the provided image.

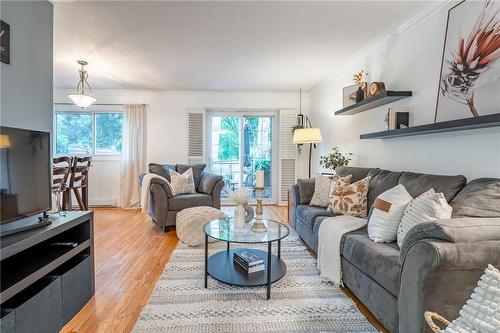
[355,87,364,103]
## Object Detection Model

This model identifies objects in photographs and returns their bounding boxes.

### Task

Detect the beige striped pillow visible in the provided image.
[397,188,453,248]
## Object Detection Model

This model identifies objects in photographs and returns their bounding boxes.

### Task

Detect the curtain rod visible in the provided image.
[54,103,147,106]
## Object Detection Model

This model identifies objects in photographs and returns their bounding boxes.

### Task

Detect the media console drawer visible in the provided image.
[2,276,63,333]
[50,253,93,324]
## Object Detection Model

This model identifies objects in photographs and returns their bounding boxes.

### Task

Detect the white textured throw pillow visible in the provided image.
[310,176,333,207]
[397,189,453,248]
[367,184,414,243]
[169,168,196,195]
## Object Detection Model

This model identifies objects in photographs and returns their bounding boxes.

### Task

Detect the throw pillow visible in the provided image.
[328,176,371,218]
[169,168,196,195]
[309,176,332,207]
[310,175,351,207]
[367,184,414,243]
[397,188,453,248]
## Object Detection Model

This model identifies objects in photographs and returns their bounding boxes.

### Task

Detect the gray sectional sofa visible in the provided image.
[141,163,224,231]
[289,166,500,333]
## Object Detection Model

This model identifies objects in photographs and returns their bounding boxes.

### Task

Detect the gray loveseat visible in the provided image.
[141,163,223,232]
[289,166,500,333]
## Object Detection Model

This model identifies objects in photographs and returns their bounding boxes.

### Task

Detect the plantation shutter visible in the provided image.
[187,109,205,163]
[279,109,298,205]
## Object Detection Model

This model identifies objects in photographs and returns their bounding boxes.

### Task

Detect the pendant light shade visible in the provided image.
[67,60,96,108]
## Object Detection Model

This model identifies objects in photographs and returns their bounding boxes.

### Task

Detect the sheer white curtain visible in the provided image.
[119,104,145,208]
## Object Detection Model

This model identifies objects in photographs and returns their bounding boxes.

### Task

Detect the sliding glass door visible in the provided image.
[207,113,274,203]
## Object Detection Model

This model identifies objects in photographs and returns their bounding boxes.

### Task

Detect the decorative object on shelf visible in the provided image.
[319,147,352,172]
[67,60,97,108]
[293,116,322,178]
[368,82,386,97]
[387,107,410,130]
[342,84,367,108]
[353,70,368,103]
[228,189,254,228]
[1,20,10,64]
[435,0,499,122]
[252,177,267,233]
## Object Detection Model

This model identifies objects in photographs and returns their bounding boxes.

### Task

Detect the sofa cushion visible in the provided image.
[296,178,316,204]
[367,169,403,210]
[168,193,212,211]
[451,178,500,217]
[399,172,466,203]
[149,163,176,181]
[336,166,379,183]
[177,164,206,189]
[341,232,401,296]
[296,204,336,229]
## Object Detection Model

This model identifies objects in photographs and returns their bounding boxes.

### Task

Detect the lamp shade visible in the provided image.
[293,128,322,144]
[68,93,97,108]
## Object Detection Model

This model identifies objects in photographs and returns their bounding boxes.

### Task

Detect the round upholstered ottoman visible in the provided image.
[176,206,227,246]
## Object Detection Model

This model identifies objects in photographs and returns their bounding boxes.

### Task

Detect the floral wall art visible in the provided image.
[435,0,499,122]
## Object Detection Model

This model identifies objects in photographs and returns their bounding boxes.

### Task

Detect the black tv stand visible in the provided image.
[0,214,53,237]
[0,211,94,332]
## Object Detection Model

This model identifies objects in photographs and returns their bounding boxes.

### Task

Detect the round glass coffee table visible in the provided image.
[203,218,290,299]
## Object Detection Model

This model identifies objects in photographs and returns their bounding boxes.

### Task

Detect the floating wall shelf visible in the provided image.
[335,91,413,116]
[360,114,500,139]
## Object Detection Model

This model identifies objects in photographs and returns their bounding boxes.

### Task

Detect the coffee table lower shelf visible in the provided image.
[205,248,286,299]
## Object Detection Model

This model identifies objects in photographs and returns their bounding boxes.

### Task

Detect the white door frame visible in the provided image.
[206,109,279,204]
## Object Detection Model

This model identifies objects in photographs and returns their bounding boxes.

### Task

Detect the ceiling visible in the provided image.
[54,1,433,91]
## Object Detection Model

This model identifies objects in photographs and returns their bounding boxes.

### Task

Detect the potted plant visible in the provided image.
[319,147,353,172]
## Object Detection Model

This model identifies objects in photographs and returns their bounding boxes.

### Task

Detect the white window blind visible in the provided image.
[279,109,298,204]
[187,109,205,163]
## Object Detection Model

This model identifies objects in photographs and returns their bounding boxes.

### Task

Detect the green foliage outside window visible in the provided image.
[56,112,123,155]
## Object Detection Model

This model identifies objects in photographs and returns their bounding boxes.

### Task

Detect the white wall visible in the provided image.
[1,1,53,132]
[310,3,500,180]
[1,1,54,212]
[54,89,310,205]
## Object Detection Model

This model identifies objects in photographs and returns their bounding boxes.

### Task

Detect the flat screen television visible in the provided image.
[0,126,51,230]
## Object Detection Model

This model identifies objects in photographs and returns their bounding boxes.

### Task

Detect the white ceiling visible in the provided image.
[54,1,433,91]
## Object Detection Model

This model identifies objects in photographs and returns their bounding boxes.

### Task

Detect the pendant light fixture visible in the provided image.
[67,60,96,108]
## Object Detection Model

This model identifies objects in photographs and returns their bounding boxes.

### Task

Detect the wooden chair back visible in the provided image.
[69,156,92,188]
[52,156,73,189]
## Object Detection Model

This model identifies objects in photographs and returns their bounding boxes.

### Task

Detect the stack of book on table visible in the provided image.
[233,250,265,274]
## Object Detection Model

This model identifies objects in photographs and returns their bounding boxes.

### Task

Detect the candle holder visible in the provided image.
[251,187,267,233]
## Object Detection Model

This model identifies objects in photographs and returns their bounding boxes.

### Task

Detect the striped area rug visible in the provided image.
[133,231,377,333]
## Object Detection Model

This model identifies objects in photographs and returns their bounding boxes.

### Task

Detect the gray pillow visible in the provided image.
[451,178,500,217]
[149,163,176,181]
[177,163,206,189]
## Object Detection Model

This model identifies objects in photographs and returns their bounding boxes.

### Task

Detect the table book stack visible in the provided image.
[233,250,265,274]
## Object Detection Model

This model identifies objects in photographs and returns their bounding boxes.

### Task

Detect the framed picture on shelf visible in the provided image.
[434,0,499,123]
[1,20,10,64]
[342,83,367,108]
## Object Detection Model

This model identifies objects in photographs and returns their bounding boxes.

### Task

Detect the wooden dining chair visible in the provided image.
[66,156,92,211]
[52,156,73,213]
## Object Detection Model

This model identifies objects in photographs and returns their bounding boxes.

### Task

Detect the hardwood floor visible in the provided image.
[62,206,387,333]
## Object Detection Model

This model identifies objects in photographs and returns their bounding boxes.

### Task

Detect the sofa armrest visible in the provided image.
[398,238,500,333]
[289,185,300,227]
[150,178,175,199]
[296,178,316,204]
[399,218,500,261]
[198,172,223,195]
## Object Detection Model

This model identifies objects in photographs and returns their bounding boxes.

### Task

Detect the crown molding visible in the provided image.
[310,0,453,95]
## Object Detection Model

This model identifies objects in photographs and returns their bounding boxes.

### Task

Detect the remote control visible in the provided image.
[50,242,78,248]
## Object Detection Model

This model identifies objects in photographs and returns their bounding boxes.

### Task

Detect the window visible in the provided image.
[55,111,123,156]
